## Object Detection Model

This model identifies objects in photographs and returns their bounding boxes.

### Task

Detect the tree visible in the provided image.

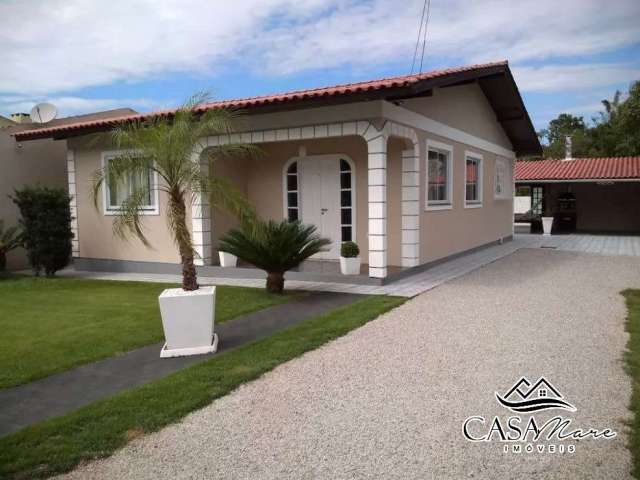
[536,81,640,159]
[92,94,256,291]
[218,219,330,293]
[538,113,589,158]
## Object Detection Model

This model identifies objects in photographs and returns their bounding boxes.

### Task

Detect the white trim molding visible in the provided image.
[282,154,357,244]
[100,150,160,216]
[381,100,516,159]
[67,149,79,258]
[401,149,420,267]
[494,156,513,200]
[203,119,420,277]
[425,139,454,211]
[464,150,483,208]
[190,150,212,266]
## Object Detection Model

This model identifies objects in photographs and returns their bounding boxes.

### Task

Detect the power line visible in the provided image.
[419,0,432,73]
[410,0,428,74]
[410,0,432,74]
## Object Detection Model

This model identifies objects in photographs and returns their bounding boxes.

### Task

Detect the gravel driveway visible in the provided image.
[58,249,640,479]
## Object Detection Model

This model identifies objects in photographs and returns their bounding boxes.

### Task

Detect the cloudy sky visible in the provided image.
[1,0,639,130]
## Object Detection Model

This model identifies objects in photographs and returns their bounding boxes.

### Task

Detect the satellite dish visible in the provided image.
[30,102,57,124]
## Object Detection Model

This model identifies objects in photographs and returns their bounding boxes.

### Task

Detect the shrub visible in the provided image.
[219,219,331,293]
[340,241,359,258]
[0,220,23,271]
[12,186,73,276]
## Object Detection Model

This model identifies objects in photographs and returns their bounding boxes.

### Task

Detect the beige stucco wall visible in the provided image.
[69,136,184,263]
[210,136,385,261]
[403,84,512,149]
[0,130,67,269]
[65,83,517,272]
[416,130,514,263]
[210,136,405,267]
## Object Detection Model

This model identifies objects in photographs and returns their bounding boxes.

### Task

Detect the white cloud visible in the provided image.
[512,63,640,93]
[1,0,639,96]
[0,95,160,118]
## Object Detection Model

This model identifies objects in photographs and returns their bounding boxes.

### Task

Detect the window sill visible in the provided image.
[425,204,453,211]
[104,208,160,216]
[464,202,483,209]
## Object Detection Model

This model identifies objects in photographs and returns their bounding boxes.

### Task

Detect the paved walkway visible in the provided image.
[54,237,540,297]
[0,291,361,437]
[525,233,640,256]
[58,249,640,479]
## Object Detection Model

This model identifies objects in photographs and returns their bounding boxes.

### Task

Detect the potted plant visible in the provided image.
[541,203,554,236]
[92,93,256,358]
[339,241,361,275]
[218,250,237,267]
[218,219,330,293]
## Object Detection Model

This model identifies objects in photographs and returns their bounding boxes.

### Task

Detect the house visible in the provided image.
[515,156,640,234]
[12,61,541,282]
[1,109,137,270]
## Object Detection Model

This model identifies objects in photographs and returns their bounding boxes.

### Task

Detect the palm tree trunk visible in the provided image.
[169,190,198,291]
[266,271,284,294]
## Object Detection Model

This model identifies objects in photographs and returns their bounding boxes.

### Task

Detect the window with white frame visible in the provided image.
[285,161,299,221]
[102,153,157,214]
[465,154,483,205]
[494,158,512,199]
[339,158,353,242]
[427,146,452,207]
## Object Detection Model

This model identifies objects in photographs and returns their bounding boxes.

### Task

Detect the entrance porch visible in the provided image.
[190,119,421,279]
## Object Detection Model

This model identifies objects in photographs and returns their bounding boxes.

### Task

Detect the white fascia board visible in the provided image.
[381,100,516,159]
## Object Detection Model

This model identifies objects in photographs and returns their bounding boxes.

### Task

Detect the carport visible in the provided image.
[515,156,640,234]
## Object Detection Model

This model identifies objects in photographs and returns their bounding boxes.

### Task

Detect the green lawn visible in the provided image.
[0,295,405,480]
[624,289,640,478]
[0,275,299,389]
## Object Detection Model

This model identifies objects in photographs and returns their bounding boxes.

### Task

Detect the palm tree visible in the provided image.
[92,94,256,291]
[0,220,23,272]
[218,219,330,293]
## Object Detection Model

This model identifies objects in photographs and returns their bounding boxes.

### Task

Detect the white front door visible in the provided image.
[299,156,341,259]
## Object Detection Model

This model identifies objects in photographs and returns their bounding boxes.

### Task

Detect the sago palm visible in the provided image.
[218,219,331,293]
[0,220,23,272]
[92,94,256,291]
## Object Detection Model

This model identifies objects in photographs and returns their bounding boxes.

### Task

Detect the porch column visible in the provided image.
[67,149,80,258]
[191,150,212,266]
[366,131,388,278]
[401,149,420,267]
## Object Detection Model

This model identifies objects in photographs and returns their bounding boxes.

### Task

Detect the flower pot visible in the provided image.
[158,286,218,358]
[219,251,237,268]
[340,256,361,275]
[542,216,554,236]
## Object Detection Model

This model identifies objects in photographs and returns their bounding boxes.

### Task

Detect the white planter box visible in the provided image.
[219,251,237,268]
[542,216,554,236]
[340,256,361,275]
[158,286,218,358]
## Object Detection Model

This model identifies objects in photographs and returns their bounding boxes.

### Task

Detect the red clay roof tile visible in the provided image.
[13,61,508,141]
[515,157,640,181]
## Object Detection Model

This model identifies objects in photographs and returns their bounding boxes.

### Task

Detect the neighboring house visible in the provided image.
[515,156,640,233]
[1,109,136,270]
[12,61,541,281]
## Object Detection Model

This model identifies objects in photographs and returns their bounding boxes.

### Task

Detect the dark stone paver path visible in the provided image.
[0,291,363,437]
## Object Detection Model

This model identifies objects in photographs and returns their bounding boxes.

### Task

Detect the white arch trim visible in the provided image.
[193,119,420,276]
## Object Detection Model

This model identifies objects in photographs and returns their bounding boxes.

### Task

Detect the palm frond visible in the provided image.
[219,220,331,273]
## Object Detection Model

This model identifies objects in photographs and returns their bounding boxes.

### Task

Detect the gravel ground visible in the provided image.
[57,249,640,479]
